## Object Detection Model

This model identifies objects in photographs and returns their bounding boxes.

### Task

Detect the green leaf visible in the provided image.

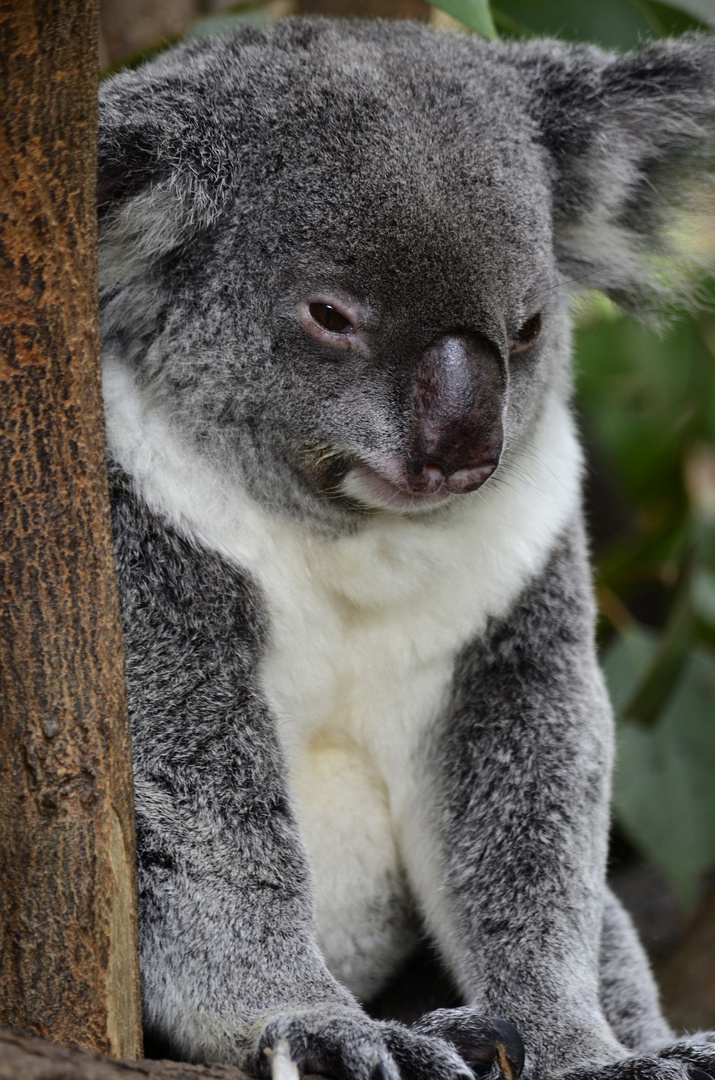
[654,0,715,28]
[602,624,658,715]
[693,570,715,626]
[622,541,696,726]
[490,7,534,36]
[612,649,715,909]
[493,0,655,49]
[185,8,274,39]
[642,0,712,34]
[428,0,498,38]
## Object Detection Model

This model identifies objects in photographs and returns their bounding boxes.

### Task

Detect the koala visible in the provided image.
[98,16,715,1080]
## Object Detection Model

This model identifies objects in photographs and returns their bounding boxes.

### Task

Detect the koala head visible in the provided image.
[98,19,715,531]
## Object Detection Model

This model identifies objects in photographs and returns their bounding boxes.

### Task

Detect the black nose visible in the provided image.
[407,334,503,492]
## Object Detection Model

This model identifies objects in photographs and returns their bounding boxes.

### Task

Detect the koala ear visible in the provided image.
[517,35,715,314]
[97,59,231,291]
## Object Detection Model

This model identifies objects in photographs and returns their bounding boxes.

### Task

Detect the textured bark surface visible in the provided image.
[0,0,142,1059]
[0,1029,251,1080]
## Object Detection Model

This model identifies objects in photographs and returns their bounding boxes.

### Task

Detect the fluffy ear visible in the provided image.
[97,49,232,292]
[515,35,715,314]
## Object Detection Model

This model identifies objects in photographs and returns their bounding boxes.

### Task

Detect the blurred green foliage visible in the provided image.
[430,0,714,37]
[580,294,715,909]
[429,0,497,36]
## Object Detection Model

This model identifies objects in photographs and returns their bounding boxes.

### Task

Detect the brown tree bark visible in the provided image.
[0,1028,250,1080]
[0,0,142,1059]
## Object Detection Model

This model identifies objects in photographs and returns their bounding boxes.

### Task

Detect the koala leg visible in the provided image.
[399,526,715,1080]
[601,891,715,1079]
[599,888,672,1051]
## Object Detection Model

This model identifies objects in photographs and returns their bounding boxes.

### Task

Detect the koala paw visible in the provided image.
[657,1034,715,1080]
[252,1007,522,1080]
[413,1008,525,1080]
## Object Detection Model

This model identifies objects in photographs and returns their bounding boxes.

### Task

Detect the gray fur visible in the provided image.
[99,17,715,1080]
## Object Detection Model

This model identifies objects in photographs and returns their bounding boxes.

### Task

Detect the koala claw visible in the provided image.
[254,1010,475,1080]
[480,1018,526,1080]
[658,1038,715,1080]
[265,1038,301,1080]
[371,1066,392,1080]
[412,1009,525,1080]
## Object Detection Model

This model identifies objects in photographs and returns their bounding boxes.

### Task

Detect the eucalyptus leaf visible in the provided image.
[490,8,534,36]
[602,624,658,715]
[185,9,274,38]
[428,0,498,37]
[693,570,715,626]
[612,649,715,909]
[492,0,655,48]
[655,0,715,28]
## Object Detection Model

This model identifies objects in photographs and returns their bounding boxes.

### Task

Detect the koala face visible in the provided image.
[99,20,714,529]
[261,123,561,517]
[218,99,563,522]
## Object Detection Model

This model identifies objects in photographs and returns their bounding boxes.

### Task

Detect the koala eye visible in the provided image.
[509,312,542,353]
[309,303,352,334]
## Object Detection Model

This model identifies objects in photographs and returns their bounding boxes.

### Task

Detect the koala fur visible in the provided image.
[98,17,715,1080]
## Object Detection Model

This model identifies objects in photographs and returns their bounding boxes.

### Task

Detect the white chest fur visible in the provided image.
[103,360,583,999]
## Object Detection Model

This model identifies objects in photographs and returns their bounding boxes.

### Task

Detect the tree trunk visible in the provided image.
[0,0,142,1059]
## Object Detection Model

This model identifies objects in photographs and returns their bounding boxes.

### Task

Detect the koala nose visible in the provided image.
[407,333,503,493]
[405,459,497,495]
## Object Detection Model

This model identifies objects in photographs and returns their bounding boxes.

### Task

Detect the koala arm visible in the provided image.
[110,469,350,1060]
[399,520,635,1076]
[404,520,715,1079]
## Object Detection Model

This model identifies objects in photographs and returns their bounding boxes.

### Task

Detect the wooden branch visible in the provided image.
[0,0,142,1058]
[0,1028,250,1080]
